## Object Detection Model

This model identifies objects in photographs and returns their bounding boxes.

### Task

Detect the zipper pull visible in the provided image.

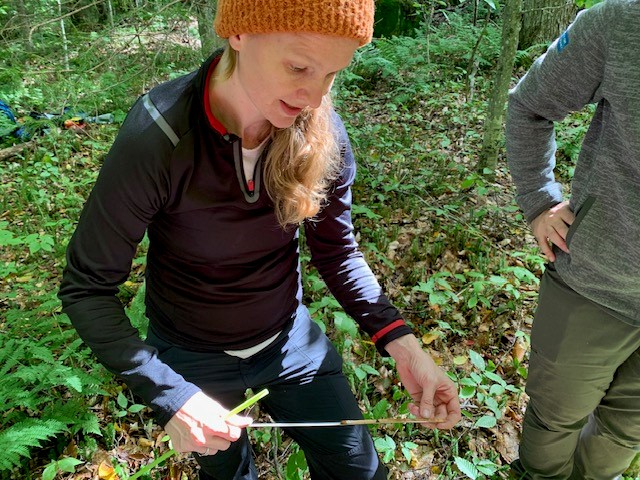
[247,179,255,196]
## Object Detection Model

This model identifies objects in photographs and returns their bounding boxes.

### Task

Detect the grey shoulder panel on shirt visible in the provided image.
[142,93,180,147]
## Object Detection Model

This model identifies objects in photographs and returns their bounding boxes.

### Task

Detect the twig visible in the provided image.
[0,140,37,161]
[28,0,104,46]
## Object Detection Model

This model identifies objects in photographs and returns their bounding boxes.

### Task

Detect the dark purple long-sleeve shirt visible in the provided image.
[59,54,412,425]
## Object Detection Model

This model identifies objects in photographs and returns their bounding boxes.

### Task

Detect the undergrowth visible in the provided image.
[1,3,638,480]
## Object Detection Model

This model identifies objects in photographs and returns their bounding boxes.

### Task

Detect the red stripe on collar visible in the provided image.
[204,56,228,136]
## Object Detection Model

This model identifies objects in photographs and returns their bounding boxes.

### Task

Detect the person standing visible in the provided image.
[59,1,461,479]
[506,0,640,478]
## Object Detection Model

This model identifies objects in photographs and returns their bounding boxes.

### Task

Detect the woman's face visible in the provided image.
[228,32,359,129]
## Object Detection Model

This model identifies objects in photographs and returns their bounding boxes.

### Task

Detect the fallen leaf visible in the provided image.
[138,437,154,448]
[453,355,467,365]
[421,332,440,345]
[98,460,119,480]
[512,338,528,363]
[494,421,520,463]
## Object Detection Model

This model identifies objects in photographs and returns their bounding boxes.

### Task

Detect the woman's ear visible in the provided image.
[228,34,243,51]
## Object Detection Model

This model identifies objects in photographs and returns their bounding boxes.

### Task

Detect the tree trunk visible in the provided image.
[519,0,577,50]
[57,0,70,71]
[107,0,115,28]
[478,0,523,174]
[193,0,221,59]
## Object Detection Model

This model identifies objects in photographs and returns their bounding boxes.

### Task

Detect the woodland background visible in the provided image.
[1,0,638,479]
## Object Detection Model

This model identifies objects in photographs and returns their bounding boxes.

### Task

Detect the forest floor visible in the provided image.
[2,84,536,479]
[2,16,639,480]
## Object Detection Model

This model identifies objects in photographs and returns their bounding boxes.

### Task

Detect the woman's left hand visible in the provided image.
[385,334,461,429]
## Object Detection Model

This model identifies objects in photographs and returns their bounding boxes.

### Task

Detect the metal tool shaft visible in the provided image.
[250,417,444,428]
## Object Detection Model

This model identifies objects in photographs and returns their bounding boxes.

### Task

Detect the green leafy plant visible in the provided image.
[285,447,308,480]
[574,0,603,8]
[458,350,521,430]
[41,457,84,480]
[375,435,398,463]
[0,296,107,472]
[454,455,502,479]
[413,271,461,309]
[114,391,147,419]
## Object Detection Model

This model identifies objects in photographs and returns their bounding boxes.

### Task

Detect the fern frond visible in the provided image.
[44,399,101,436]
[0,419,67,470]
[0,367,48,414]
[0,339,25,376]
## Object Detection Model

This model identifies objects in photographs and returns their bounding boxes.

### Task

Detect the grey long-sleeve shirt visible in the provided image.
[506,0,640,324]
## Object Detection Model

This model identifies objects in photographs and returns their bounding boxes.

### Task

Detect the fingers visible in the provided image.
[531,201,575,260]
[418,383,437,419]
[536,228,567,261]
[174,419,244,455]
[432,398,461,430]
[165,392,253,455]
[407,399,460,429]
[406,380,461,430]
[201,415,252,444]
[196,435,233,456]
[546,227,569,253]
[536,236,556,262]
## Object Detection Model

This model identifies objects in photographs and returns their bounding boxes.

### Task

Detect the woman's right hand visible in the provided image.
[164,391,253,455]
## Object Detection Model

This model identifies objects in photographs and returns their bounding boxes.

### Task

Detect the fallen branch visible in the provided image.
[0,140,37,161]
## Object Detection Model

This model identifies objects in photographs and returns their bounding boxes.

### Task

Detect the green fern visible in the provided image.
[43,399,101,436]
[348,43,403,88]
[0,419,67,471]
[417,12,501,74]
[0,340,25,376]
[0,293,110,475]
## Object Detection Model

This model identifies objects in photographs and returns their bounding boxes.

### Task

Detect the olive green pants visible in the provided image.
[519,266,640,479]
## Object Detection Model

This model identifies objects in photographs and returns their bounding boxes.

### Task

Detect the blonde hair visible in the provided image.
[215,47,342,228]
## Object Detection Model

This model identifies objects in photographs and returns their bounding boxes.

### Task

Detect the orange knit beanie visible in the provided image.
[214,0,375,47]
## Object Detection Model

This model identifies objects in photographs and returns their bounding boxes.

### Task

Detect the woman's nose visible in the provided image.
[299,77,333,109]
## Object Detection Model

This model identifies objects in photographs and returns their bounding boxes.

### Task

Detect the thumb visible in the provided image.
[419,383,437,419]
[226,414,254,428]
[224,414,253,441]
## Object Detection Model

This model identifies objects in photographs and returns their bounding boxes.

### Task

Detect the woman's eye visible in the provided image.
[289,65,306,73]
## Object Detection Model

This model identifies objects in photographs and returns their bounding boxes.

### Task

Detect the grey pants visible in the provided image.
[519,266,640,479]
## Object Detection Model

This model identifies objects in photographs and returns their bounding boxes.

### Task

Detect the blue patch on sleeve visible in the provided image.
[557,31,569,52]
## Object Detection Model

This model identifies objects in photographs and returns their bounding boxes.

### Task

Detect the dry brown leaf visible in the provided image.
[63,439,78,458]
[512,338,528,363]
[128,452,148,461]
[410,446,434,471]
[138,437,154,448]
[494,421,520,463]
[387,240,400,260]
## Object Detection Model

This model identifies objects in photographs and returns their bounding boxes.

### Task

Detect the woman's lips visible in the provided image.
[280,100,303,116]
